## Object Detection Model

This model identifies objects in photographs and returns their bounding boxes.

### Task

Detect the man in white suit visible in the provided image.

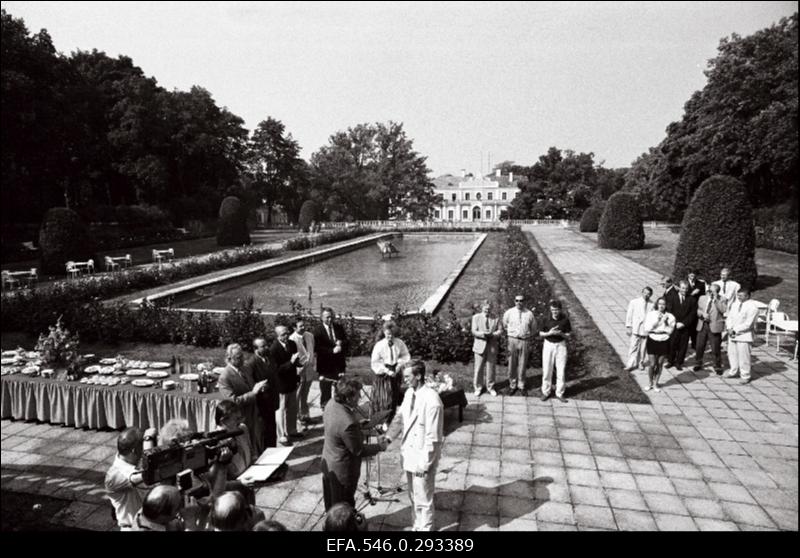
[625,287,654,371]
[399,360,443,532]
[471,300,503,397]
[724,289,759,385]
[290,318,316,427]
[713,267,741,311]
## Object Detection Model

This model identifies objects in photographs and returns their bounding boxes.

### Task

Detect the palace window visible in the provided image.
[464,192,470,201]
[434,209,440,219]
[487,192,493,201]
[485,209,492,219]
[448,210,454,220]
[502,192,507,200]
[476,192,482,201]
[462,210,469,219]
[451,193,456,201]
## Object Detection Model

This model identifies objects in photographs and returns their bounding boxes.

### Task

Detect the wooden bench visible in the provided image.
[66,259,94,279]
[152,248,175,265]
[1,268,38,291]
[104,254,132,272]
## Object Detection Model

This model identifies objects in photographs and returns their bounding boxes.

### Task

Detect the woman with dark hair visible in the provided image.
[320,377,388,510]
[643,297,676,392]
[370,322,411,429]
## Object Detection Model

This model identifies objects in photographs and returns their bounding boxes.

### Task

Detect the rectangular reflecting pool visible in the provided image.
[169,234,481,317]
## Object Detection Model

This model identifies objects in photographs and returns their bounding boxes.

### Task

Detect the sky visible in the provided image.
[3,1,797,176]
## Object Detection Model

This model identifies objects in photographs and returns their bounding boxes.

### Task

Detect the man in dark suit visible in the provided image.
[321,377,387,511]
[686,269,707,350]
[667,280,697,371]
[269,326,301,446]
[218,343,268,455]
[314,307,349,409]
[245,337,280,449]
[662,277,680,311]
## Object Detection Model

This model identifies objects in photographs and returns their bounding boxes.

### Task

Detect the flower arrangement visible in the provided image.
[425,370,455,393]
[34,316,80,367]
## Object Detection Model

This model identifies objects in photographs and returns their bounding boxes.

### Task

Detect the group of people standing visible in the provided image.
[470,296,573,402]
[625,266,761,391]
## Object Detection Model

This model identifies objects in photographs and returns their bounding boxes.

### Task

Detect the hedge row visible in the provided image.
[1,228,380,335]
[754,204,797,254]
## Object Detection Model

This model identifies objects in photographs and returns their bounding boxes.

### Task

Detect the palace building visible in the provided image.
[430,169,521,222]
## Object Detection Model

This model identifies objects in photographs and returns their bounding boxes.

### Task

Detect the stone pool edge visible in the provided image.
[417,232,488,315]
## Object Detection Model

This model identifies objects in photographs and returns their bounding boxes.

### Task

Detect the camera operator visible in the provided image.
[104,427,148,530]
[132,485,185,531]
[214,400,259,504]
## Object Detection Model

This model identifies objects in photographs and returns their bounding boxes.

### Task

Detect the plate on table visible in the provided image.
[126,369,147,377]
[131,379,155,388]
[26,351,40,360]
[149,362,171,369]
[1,350,19,358]
[112,368,126,376]
[1,358,19,365]
[146,370,169,379]
[22,366,39,375]
[99,366,115,375]
[179,373,199,381]
[99,358,117,365]
[1,367,20,376]
[84,365,101,374]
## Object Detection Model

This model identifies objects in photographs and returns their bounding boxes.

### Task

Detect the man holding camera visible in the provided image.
[105,427,147,530]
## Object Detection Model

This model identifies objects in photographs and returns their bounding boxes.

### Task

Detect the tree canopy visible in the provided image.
[625,13,798,221]
[310,121,438,220]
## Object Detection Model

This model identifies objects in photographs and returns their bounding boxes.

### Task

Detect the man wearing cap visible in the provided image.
[502,294,538,396]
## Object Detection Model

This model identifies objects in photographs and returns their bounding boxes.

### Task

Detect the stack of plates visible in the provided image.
[84,365,101,374]
[126,369,147,377]
[131,379,155,388]
[149,362,171,369]
[1,358,20,366]
[146,370,169,379]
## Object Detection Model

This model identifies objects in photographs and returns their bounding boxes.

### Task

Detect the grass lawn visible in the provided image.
[437,232,504,319]
[1,230,301,279]
[578,228,798,319]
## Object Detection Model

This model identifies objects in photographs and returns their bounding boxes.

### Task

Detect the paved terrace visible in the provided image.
[1,226,797,531]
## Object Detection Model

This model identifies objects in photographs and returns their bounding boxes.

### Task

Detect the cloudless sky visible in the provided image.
[4,1,797,175]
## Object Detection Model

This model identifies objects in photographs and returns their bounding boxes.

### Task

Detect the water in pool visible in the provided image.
[171,234,479,316]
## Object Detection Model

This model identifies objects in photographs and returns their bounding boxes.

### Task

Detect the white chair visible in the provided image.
[763,299,780,343]
[66,261,79,279]
[1,271,18,291]
[105,256,119,272]
[769,312,796,353]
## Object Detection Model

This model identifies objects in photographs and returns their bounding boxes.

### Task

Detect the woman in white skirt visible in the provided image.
[643,297,676,392]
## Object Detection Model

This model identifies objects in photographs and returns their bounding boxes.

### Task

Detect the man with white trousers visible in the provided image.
[538,299,572,403]
[724,289,760,385]
[399,360,443,532]
[625,287,654,371]
[290,318,316,427]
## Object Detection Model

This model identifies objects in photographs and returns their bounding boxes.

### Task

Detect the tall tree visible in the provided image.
[310,122,435,220]
[247,117,305,225]
[626,14,798,220]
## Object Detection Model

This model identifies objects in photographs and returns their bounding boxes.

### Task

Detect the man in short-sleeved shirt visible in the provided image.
[105,428,147,530]
[538,300,572,402]
[502,295,538,395]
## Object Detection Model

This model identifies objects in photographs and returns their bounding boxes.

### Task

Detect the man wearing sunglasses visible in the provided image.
[502,294,538,396]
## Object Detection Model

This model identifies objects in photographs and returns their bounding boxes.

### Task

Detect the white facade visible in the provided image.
[431,170,519,222]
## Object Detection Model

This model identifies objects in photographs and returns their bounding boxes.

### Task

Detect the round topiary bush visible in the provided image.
[579,207,602,232]
[216,196,250,247]
[298,200,320,232]
[673,175,757,290]
[38,207,96,275]
[598,192,644,249]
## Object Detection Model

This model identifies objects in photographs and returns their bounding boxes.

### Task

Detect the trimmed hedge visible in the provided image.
[579,207,602,232]
[298,200,319,232]
[217,196,250,247]
[38,208,96,275]
[598,192,645,250]
[673,175,758,290]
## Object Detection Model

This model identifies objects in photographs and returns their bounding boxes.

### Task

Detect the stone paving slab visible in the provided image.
[2,225,797,531]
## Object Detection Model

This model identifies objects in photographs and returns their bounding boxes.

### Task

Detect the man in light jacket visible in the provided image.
[399,360,443,532]
[290,318,316,427]
[625,287,654,371]
[724,289,760,385]
[694,283,727,374]
[471,299,503,397]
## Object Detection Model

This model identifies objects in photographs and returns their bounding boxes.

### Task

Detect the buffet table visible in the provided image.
[1,374,223,432]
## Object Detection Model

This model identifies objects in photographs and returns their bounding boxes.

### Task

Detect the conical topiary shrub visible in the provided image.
[38,207,95,275]
[579,206,602,232]
[598,192,644,249]
[216,196,250,247]
[298,200,320,232]
[673,175,757,290]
